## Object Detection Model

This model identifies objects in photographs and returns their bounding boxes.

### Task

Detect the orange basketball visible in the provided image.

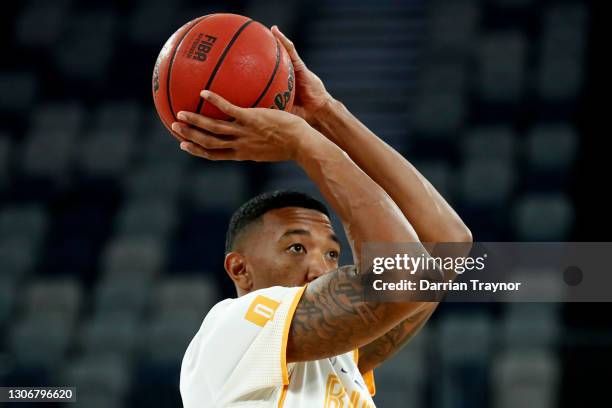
[152,13,295,137]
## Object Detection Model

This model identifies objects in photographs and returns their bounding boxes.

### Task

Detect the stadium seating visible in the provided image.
[493,351,559,408]
[478,31,527,103]
[0,277,17,330]
[61,354,131,407]
[0,237,38,282]
[514,194,573,240]
[0,72,38,112]
[0,136,10,191]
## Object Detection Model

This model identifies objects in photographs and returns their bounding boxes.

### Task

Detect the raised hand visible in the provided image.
[271,26,333,124]
[171,90,317,162]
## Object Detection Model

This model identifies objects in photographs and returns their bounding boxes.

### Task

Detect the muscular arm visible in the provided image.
[173,88,459,366]
[286,130,435,362]
[310,99,472,372]
[265,26,470,370]
[311,99,471,245]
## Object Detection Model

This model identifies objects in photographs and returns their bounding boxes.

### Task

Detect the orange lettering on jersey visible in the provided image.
[245,295,280,327]
[350,390,373,408]
[350,390,360,406]
[324,374,346,408]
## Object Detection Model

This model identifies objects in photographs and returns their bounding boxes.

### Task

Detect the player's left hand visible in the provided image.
[171,90,316,162]
[271,26,333,125]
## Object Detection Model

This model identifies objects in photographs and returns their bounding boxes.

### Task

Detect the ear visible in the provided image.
[224,251,253,293]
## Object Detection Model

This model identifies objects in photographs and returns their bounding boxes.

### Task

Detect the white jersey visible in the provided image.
[180,285,376,408]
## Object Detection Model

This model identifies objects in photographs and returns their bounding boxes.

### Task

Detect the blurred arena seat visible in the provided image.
[16,1,69,48]
[492,0,534,7]
[536,3,587,101]
[0,238,38,282]
[23,278,82,323]
[460,157,515,206]
[114,197,178,239]
[128,0,181,46]
[72,394,125,408]
[478,31,527,103]
[94,278,151,318]
[437,313,493,408]
[141,310,202,363]
[0,205,48,245]
[187,165,248,210]
[61,354,130,407]
[22,129,75,180]
[412,92,466,136]
[9,315,73,369]
[30,102,84,134]
[155,276,218,317]
[54,12,116,80]
[141,115,187,165]
[501,311,560,350]
[0,72,38,113]
[101,236,166,276]
[463,126,516,161]
[93,101,142,134]
[526,123,577,181]
[429,0,480,56]
[514,194,573,240]
[0,136,10,191]
[78,130,134,177]
[375,327,429,407]
[493,351,559,408]
[123,161,184,199]
[375,352,425,408]
[0,277,17,330]
[79,314,140,358]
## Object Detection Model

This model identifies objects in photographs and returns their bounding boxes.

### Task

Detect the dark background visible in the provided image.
[0,0,608,407]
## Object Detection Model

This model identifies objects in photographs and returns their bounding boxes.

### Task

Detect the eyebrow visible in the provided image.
[280,228,340,245]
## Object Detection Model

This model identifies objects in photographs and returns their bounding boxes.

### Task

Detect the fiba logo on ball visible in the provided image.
[186,33,218,62]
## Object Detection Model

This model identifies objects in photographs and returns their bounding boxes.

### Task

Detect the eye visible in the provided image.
[287,243,306,253]
[328,250,339,260]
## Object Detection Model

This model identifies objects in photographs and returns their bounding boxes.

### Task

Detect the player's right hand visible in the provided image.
[172,90,319,162]
[271,26,333,125]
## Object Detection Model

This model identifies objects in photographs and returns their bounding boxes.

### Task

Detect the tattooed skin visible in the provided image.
[357,305,436,373]
[286,265,419,363]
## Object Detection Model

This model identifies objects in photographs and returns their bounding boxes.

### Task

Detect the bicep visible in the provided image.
[286,265,418,363]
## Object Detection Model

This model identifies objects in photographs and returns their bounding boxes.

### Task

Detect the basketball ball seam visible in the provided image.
[250,39,281,108]
[166,15,212,120]
[195,19,254,114]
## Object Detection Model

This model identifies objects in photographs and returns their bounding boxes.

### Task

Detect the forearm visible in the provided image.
[295,130,421,262]
[287,131,436,362]
[309,100,470,369]
[311,99,471,243]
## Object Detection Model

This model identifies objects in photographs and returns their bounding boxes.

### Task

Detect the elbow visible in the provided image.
[461,226,473,243]
[449,225,473,243]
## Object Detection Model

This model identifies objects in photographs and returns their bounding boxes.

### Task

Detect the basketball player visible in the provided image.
[171,27,471,407]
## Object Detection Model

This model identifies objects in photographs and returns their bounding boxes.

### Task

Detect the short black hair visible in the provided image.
[225,190,330,253]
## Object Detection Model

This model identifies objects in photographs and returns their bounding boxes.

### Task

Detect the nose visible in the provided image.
[306,254,330,283]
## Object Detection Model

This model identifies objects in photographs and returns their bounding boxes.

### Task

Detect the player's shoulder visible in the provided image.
[202,285,303,327]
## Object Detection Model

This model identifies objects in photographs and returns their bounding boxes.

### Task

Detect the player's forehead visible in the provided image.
[262,207,335,236]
